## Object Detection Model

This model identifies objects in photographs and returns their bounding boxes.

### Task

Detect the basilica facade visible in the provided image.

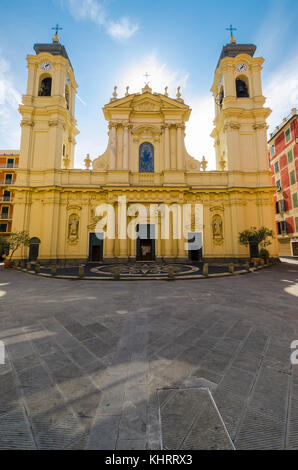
[8,35,278,263]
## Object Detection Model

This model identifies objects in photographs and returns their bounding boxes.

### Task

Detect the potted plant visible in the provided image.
[239,226,274,264]
[3,231,31,268]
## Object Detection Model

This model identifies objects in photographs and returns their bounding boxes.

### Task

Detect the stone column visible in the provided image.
[123,124,129,170]
[26,63,36,96]
[177,124,183,170]
[164,212,173,258]
[109,123,117,170]
[118,198,128,258]
[116,124,123,170]
[164,124,170,170]
[170,125,176,169]
[105,203,115,258]
[178,205,186,257]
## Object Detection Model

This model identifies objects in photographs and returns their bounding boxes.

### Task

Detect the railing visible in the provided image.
[0,214,12,220]
[0,180,15,185]
[0,197,13,203]
[0,164,18,169]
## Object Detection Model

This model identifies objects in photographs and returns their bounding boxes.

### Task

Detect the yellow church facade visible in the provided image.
[8,36,278,263]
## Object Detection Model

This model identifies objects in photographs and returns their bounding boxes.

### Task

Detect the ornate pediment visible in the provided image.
[131,125,161,143]
[133,101,160,112]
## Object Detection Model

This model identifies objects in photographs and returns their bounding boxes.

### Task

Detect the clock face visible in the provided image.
[41,61,52,72]
[236,63,247,73]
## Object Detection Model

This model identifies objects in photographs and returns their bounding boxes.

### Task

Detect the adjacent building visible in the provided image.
[268,109,298,257]
[0,151,19,241]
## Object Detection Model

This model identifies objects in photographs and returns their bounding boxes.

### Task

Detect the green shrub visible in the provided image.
[260,248,270,261]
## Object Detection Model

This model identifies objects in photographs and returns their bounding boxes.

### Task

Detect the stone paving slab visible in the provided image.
[0,261,298,449]
[158,388,234,450]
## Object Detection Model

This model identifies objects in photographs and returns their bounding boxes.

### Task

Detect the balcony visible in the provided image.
[0,214,12,220]
[0,163,18,169]
[0,180,15,185]
[0,197,13,203]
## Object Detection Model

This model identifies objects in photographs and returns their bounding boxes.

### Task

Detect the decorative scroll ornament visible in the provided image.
[92,150,108,170]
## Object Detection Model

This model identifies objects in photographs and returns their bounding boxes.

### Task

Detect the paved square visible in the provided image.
[0,261,298,449]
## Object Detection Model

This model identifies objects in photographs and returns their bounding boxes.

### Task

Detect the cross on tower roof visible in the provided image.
[226,24,237,44]
[144,72,150,85]
[52,24,63,43]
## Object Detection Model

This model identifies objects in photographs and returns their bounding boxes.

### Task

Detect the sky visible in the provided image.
[0,0,298,170]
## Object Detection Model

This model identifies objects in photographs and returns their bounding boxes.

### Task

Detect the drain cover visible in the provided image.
[158,388,234,450]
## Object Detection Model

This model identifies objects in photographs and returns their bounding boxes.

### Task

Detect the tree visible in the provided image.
[6,231,31,261]
[239,226,274,258]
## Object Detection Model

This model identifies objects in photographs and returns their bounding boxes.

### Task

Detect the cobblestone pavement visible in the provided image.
[0,261,297,450]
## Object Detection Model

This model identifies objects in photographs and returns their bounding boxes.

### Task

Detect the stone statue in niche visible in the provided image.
[68,214,79,244]
[212,214,223,243]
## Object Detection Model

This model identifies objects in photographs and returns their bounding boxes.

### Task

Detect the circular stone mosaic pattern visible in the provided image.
[90,263,200,278]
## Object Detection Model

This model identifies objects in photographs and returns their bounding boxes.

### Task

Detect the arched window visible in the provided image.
[65,85,70,109]
[236,77,249,98]
[139,142,154,173]
[3,190,11,202]
[219,87,224,108]
[38,76,52,96]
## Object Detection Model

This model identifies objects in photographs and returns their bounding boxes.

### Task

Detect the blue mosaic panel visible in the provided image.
[139,142,154,173]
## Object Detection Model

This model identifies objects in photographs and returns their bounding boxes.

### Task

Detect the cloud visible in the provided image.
[64,0,139,40]
[264,53,298,132]
[0,53,21,149]
[113,53,216,169]
[115,53,189,97]
[185,95,215,170]
[106,17,139,40]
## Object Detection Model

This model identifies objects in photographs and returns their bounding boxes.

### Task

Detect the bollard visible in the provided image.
[203,263,209,277]
[229,263,235,274]
[245,262,250,272]
[78,265,84,279]
[26,262,31,271]
[113,267,120,281]
[168,266,175,281]
[35,263,40,274]
[51,265,56,277]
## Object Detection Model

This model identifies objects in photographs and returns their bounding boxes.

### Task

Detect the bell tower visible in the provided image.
[18,29,79,173]
[211,33,271,174]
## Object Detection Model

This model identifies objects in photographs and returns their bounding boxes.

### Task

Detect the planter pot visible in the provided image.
[4,260,12,268]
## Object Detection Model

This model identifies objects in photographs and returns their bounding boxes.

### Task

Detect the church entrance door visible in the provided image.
[188,232,203,263]
[89,233,104,262]
[92,245,102,262]
[136,224,155,261]
[139,240,153,261]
